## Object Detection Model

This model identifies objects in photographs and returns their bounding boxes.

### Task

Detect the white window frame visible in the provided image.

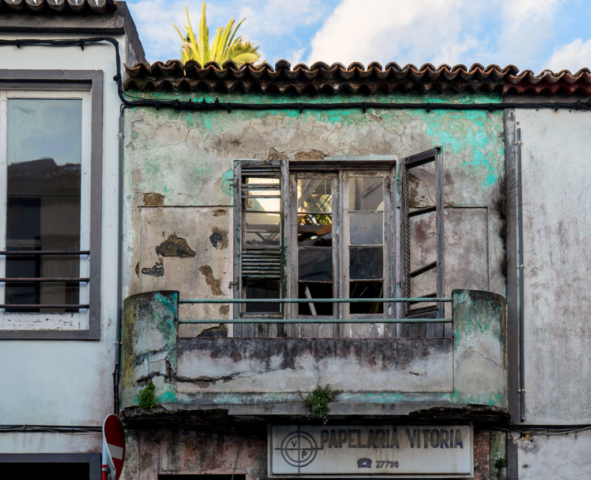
[0,89,92,331]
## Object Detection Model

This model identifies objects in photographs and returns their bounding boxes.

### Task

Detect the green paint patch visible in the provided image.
[156,386,177,404]
[222,169,234,198]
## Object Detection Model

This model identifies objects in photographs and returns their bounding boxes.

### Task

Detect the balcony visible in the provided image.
[120,290,507,425]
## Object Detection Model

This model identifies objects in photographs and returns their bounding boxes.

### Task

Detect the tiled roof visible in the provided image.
[0,0,116,14]
[124,60,591,96]
[505,69,591,96]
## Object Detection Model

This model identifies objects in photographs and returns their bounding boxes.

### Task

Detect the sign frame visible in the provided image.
[267,423,474,479]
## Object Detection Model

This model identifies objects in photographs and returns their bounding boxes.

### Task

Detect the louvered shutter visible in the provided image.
[400,148,445,336]
[233,159,287,337]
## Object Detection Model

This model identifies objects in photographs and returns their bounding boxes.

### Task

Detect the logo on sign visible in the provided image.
[278,431,320,468]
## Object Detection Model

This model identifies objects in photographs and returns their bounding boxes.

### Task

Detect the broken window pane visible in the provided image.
[350,212,383,245]
[349,177,384,211]
[244,212,281,246]
[297,178,332,213]
[298,282,333,316]
[245,197,280,211]
[350,281,384,314]
[244,280,280,313]
[298,247,332,281]
[6,99,82,312]
[350,247,383,280]
[298,214,332,246]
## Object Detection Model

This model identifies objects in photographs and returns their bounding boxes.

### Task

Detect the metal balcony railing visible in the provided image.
[0,250,90,310]
[178,297,453,324]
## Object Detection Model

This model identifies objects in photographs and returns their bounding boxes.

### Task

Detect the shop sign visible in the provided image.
[268,424,473,478]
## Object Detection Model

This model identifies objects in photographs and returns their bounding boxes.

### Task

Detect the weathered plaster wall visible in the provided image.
[121,428,498,480]
[509,107,591,479]
[121,290,506,412]
[515,108,591,424]
[0,33,132,449]
[123,92,507,330]
[514,430,591,479]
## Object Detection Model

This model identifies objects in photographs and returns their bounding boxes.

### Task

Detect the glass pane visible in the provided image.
[245,197,280,211]
[350,212,383,245]
[298,214,332,246]
[243,188,281,197]
[298,247,332,281]
[350,281,384,314]
[244,212,281,246]
[244,280,280,313]
[298,282,333,316]
[6,99,82,312]
[297,178,332,213]
[349,177,384,211]
[350,247,383,280]
[245,177,279,185]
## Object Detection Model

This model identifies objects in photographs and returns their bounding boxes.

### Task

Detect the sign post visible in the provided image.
[102,414,126,480]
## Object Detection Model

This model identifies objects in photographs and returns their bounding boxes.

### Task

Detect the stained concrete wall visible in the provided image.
[511,106,591,478]
[123,92,507,333]
[0,33,133,453]
[121,290,506,414]
[121,428,499,480]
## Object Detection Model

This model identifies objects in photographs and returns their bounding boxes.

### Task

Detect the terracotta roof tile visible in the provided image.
[124,60,591,97]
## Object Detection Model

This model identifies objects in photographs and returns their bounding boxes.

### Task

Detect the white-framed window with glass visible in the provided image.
[0,89,92,331]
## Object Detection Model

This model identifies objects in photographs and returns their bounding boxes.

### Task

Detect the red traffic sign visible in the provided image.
[102,414,125,480]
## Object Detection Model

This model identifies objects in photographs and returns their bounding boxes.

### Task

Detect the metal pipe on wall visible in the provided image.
[113,113,125,414]
[516,127,526,422]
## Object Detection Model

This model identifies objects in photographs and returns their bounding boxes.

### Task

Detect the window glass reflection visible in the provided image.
[6,99,82,312]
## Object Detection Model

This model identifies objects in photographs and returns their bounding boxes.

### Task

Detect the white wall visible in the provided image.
[0,33,128,453]
[515,107,591,478]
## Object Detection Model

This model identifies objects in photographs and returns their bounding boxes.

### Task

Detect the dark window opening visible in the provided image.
[160,476,246,480]
[2,462,89,479]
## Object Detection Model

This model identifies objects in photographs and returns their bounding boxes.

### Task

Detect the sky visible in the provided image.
[127,0,591,73]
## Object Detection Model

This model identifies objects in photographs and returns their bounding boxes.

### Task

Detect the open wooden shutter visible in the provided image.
[233,159,288,337]
[400,147,445,337]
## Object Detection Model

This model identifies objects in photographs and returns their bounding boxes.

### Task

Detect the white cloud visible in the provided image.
[494,0,562,68]
[545,38,591,72]
[306,0,568,70]
[306,0,489,67]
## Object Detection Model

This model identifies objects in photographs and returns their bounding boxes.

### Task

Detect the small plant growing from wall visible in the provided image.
[299,384,340,424]
[494,457,507,479]
[137,379,156,409]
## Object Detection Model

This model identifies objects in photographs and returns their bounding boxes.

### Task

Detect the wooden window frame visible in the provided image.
[233,151,444,338]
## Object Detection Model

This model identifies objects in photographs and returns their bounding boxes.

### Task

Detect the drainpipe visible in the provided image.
[114,110,125,413]
[516,127,526,422]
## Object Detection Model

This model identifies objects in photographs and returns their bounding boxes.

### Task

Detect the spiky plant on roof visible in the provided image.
[174,2,262,66]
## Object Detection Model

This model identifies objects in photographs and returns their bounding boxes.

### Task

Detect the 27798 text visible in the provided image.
[376,461,399,468]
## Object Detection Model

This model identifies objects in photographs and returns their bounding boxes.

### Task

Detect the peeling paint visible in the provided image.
[143,192,165,206]
[295,149,327,161]
[209,227,229,250]
[199,265,225,296]
[141,260,164,277]
[156,234,197,258]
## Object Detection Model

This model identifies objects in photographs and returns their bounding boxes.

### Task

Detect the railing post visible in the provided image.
[452,289,507,407]
[122,291,179,409]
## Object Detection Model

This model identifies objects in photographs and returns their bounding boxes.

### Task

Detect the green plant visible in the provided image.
[137,379,156,409]
[299,384,340,424]
[174,2,262,66]
[494,457,508,470]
